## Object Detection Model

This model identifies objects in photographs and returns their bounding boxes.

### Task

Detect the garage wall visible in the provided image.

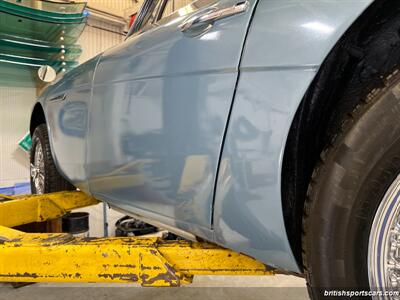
[79,19,125,64]
[87,0,138,12]
[0,87,36,188]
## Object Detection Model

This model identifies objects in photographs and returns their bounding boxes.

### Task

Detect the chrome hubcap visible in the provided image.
[30,142,45,194]
[369,175,400,299]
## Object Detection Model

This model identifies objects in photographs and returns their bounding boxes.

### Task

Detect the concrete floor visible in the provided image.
[0,275,309,300]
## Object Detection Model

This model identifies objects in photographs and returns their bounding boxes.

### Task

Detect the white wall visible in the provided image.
[0,87,36,188]
[79,19,125,63]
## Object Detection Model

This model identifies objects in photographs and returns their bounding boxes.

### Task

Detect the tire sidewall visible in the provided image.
[304,77,400,293]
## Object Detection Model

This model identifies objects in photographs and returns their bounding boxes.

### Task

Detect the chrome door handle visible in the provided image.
[180,1,249,32]
[49,93,67,102]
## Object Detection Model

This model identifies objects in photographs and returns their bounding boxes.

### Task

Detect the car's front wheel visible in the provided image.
[30,124,74,194]
[302,71,400,298]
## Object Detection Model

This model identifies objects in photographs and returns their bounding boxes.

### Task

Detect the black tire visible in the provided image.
[302,69,400,297]
[30,124,75,194]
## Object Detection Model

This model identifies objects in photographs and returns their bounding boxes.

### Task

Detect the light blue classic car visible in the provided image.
[29,0,400,297]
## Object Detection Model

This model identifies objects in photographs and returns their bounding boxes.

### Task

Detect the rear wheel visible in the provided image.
[302,72,400,298]
[30,124,74,194]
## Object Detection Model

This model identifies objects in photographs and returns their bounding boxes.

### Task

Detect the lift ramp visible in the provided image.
[0,191,274,286]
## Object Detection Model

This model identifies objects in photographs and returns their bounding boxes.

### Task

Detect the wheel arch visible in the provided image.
[281,0,400,269]
[30,102,46,136]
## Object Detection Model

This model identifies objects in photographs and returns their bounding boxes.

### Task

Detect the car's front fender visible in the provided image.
[212,0,375,272]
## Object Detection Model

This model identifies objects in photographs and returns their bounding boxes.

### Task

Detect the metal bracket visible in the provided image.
[0,191,99,228]
[0,229,273,286]
[0,191,274,286]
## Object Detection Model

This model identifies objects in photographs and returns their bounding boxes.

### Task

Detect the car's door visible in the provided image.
[88,0,257,236]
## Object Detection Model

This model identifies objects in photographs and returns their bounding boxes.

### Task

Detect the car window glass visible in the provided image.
[126,0,163,37]
[159,0,195,20]
[139,0,163,32]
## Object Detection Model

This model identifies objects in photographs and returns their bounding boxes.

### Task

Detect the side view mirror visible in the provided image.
[37,65,57,83]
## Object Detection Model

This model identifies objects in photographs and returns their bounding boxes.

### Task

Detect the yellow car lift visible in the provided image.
[0,191,274,286]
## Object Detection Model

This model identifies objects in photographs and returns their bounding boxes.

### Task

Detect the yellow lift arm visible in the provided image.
[0,191,274,286]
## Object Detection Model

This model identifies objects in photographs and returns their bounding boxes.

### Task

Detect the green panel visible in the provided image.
[0,62,37,87]
[0,0,87,87]
[18,132,32,152]
[0,33,82,61]
[0,60,74,87]
[0,11,86,44]
[3,0,86,14]
[0,0,87,23]
[0,52,78,69]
